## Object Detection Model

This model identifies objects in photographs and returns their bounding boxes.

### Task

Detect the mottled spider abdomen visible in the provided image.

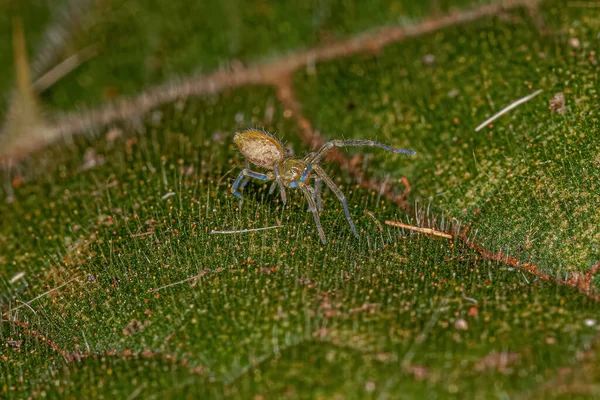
[233,129,284,170]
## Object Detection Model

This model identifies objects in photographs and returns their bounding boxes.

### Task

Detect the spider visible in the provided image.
[232,129,415,244]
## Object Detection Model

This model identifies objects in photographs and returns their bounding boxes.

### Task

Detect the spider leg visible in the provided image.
[303,178,323,212]
[283,164,322,212]
[232,169,269,200]
[273,164,288,205]
[268,181,278,195]
[313,177,323,211]
[302,152,317,162]
[288,165,321,212]
[313,165,358,238]
[239,177,251,190]
[300,184,326,244]
[311,139,415,163]
[239,161,252,189]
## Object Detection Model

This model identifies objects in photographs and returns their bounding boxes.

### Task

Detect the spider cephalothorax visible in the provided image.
[232,129,415,243]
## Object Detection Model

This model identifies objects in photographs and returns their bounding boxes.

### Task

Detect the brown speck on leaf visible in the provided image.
[12,176,23,188]
[80,148,104,171]
[211,130,228,143]
[454,319,468,330]
[312,327,329,338]
[374,353,393,362]
[126,137,138,147]
[569,38,580,48]
[349,302,378,313]
[141,349,154,358]
[179,165,195,176]
[106,128,122,142]
[475,352,520,372]
[66,351,84,362]
[103,86,119,100]
[7,340,22,348]
[298,278,314,288]
[365,381,376,392]
[400,176,411,195]
[558,367,572,377]
[550,92,566,114]
[122,319,150,336]
[193,365,204,375]
[422,54,436,65]
[165,332,175,343]
[404,363,430,381]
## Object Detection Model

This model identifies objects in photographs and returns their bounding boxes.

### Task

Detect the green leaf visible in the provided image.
[1,0,600,398]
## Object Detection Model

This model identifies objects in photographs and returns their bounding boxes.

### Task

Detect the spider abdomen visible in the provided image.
[233,130,284,170]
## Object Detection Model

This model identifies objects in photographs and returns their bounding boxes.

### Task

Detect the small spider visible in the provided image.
[232,129,415,243]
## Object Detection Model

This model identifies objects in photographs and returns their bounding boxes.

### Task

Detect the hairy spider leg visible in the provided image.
[273,164,287,205]
[313,178,323,211]
[313,165,358,238]
[239,161,252,190]
[309,139,416,163]
[300,163,312,181]
[302,152,316,161]
[232,169,269,199]
[300,185,326,244]
[299,154,324,211]
[298,177,323,212]
[268,181,278,195]
[284,164,323,212]
[239,177,251,190]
